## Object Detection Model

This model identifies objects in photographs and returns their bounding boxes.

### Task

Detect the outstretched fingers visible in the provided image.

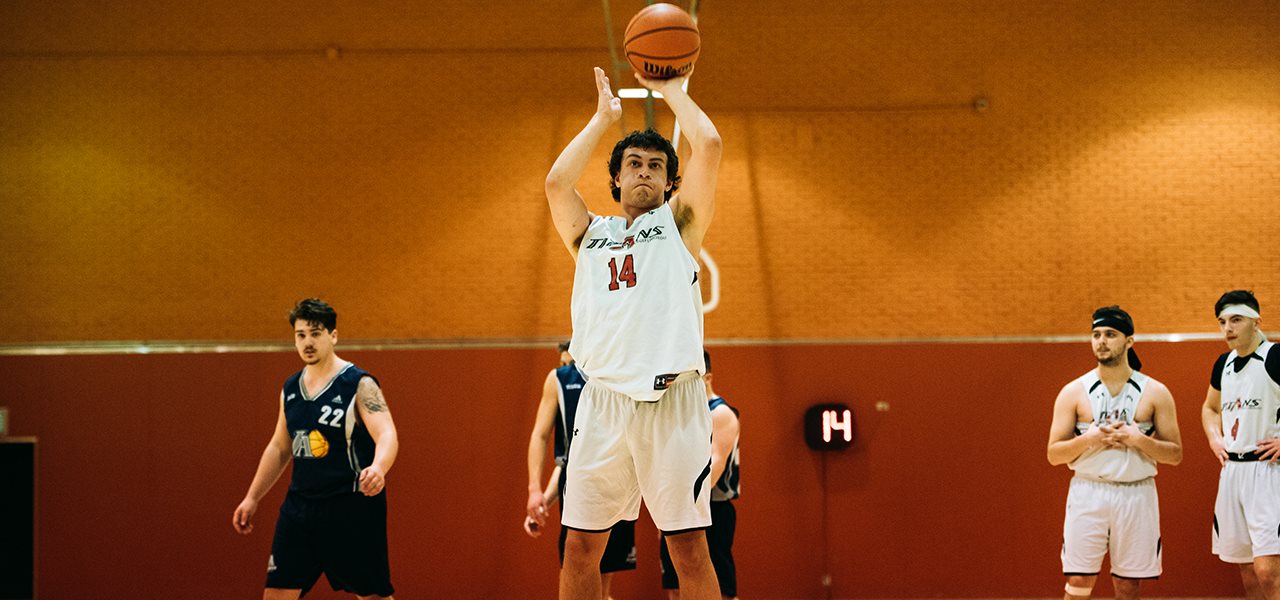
[594,67,622,120]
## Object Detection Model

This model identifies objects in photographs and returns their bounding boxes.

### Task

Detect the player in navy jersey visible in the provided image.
[546,66,722,600]
[1200,290,1280,599]
[232,298,399,599]
[524,341,637,599]
[659,350,740,600]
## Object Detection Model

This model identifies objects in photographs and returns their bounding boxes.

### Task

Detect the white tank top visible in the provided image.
[1218,341,1280,453]
[569,203,704,401]
[1069,370,1158,482]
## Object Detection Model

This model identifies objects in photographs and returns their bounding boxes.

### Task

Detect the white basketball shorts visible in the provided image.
[561,372,713,533]
[1213,460,1280,563]
[1062,476,1162,579]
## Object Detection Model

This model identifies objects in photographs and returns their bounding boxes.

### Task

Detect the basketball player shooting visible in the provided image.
[544,67,722,600]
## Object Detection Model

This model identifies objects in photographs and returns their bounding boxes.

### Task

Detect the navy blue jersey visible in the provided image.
[552,364,587,464]
[283,363,379,499]
[710,396,741,501]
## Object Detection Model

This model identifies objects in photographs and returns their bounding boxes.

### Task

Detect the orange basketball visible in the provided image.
[623,3,700,80]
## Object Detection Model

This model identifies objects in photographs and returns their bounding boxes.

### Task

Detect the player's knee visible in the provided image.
[663,531,710,566]
[1252,558,1280,589]
[563,530,608,565]
[1237,563,1262,591]
[1064,576,1094,599]
[1111,577,1141,599]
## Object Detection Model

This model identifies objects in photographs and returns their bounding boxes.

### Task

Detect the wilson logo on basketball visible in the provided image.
[643,60,694,78]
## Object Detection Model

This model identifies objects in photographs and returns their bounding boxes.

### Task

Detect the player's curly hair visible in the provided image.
[289,298,337,332]
[608,128,681,202]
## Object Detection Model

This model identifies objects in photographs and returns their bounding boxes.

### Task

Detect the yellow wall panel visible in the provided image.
[1,1,1277,342]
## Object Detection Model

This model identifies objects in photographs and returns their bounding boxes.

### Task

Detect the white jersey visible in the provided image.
[569,202,704,401]
[1069,370,1158,483]
[1213,341,1280,454]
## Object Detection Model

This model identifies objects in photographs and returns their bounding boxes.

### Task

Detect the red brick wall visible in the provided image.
[0,340,1242,598]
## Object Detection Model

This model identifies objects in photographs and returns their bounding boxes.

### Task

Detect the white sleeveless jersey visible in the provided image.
[1069,370,1158,483]
[1217,341,1280,453]
[569,202,704,401]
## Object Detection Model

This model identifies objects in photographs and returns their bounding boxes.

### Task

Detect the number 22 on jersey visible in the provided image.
[319,405,345,428]
[607,255,637,291]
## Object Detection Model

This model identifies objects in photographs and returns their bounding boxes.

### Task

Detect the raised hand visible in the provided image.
[594,67,622,122]
[634,68,690,97]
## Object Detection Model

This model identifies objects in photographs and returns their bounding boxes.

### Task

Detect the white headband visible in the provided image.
[1218,304,1261,320]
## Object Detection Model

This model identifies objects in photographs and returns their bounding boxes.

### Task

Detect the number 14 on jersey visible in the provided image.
[607,255,637,291]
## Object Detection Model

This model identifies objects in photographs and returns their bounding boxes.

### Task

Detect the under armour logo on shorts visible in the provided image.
[653,373,679,390]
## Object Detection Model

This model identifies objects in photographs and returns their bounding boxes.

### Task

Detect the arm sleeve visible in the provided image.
[1210,353,1228,391]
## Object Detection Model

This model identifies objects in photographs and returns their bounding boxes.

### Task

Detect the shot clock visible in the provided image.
[804,403,854,450]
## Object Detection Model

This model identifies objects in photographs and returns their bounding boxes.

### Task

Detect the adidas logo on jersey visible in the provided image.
[267,554,277,573]
[331,395,343,404]
[286,393,297,401]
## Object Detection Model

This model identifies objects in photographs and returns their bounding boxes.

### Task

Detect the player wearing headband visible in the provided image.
[1047,306,1183,600]
[1201,290,1280,599]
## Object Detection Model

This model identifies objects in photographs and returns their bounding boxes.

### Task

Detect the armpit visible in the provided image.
[672,200,695,231]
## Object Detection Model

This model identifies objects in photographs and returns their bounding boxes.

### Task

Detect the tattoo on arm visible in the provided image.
[360,380,388,413]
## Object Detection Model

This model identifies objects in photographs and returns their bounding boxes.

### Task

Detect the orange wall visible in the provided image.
[1,1,1278,343]
[0,340,1243,598]
[1,2,1275,595]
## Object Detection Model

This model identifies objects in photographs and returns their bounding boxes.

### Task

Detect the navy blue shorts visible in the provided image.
[660,500,736,596]
[265,491,394,597]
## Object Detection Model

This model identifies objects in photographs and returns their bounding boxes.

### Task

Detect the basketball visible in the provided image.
[308,429,329,458]
[623,3,700,79]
